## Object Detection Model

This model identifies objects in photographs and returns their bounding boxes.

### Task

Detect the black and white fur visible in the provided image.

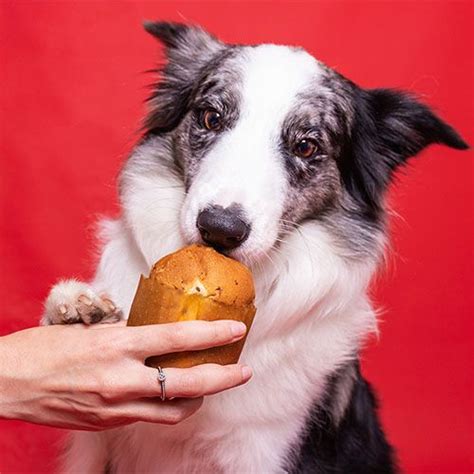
[42,23,468,473]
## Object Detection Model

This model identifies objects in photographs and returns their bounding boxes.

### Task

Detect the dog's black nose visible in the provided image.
[197,205,251,250]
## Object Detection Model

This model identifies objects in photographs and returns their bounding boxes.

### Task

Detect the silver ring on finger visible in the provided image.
[157,366,166,401]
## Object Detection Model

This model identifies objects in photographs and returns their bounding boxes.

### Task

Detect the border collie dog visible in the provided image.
[43,22,468,473]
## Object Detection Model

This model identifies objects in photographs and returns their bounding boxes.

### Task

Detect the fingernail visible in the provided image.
[230,321,247,337]
[241,365,253,380]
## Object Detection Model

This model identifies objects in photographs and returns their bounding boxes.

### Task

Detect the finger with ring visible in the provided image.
[157,366,166,401]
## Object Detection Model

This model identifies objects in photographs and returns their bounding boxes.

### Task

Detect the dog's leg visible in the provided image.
[41,279,123,326]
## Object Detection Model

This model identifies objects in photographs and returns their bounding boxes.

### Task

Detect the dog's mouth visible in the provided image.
[187,236,247,261]
[179,201,284,268]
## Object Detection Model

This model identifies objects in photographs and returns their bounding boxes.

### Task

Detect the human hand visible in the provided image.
[0,320,251,430]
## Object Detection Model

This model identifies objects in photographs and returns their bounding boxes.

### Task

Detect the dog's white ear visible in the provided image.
[143,21,225,134]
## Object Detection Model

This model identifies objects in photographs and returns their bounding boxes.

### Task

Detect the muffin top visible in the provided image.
[149,244,255,306]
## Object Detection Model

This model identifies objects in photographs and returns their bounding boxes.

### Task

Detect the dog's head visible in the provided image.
[121,22,468,267]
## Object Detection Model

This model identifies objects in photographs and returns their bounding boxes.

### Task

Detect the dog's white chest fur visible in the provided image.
[64,218,377,473]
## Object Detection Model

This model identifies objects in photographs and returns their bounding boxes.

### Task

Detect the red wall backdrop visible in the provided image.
[0,1,472,472]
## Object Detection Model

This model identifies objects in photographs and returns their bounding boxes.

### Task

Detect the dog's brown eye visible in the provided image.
[293,139,317,159]
[203,110,222,131]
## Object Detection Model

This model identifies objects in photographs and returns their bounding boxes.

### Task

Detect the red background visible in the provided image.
[0,1,472,472]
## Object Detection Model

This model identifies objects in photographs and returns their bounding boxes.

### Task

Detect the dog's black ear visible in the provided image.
[143,21,224,134]
[341,88,468,218]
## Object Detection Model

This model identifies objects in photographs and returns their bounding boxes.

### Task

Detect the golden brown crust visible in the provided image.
[127,244,257,369]
[149,244,255,306]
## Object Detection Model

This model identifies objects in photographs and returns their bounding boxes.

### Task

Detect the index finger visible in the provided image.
[121,320,247,359]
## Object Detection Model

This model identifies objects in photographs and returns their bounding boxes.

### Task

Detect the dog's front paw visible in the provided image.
[41,280,123,326]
